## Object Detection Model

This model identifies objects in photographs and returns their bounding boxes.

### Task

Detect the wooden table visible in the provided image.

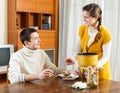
[0,77,120,93]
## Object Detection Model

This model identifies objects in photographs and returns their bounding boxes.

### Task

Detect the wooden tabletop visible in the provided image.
[0,77,120,93]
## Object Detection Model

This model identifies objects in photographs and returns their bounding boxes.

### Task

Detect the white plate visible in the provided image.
[63,77,78,80]
[57,74,65,78]
[58,74,79,80]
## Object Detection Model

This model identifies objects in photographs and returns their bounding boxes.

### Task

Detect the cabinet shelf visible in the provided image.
[16,12,29,29]
[16,12,54,30]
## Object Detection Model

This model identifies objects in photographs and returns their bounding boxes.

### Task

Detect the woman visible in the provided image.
[65,3,112,80]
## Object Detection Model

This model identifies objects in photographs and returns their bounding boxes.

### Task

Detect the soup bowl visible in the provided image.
[77,53,98,67]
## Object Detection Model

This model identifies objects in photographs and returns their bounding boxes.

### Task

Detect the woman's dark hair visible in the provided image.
[83,3,102,42]
[20,28,37,45]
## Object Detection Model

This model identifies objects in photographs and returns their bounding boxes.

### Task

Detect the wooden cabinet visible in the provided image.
[8,0,59,65]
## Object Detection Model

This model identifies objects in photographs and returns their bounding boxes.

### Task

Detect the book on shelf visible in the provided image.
[42,15,52,30]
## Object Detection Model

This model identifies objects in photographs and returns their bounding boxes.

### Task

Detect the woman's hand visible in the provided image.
[39,69,54,79]
[64,57,74,65]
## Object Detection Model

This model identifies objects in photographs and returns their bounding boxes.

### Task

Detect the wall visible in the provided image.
[0,0,7,44]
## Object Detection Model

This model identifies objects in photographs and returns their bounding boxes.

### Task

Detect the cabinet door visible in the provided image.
[39,31,55,49]
[16,0,37,12]
[37,0,54,13]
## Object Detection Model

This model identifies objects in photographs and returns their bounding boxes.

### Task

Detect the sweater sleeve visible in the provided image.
[43,52,61,75]
[97,41,112,67]
[8,53,25,83]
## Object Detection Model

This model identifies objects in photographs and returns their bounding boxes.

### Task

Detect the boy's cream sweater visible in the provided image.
[8,47,60,83]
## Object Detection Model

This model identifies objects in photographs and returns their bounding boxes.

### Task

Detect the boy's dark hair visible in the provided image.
[20,28,37,45]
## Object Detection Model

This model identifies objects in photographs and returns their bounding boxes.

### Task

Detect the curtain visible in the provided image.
[59,0,120,82]
[0,0,7,44]
[58,0,82,70]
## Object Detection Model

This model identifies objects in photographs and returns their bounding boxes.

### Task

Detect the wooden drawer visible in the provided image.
[37,0,54,13]
[39,31,55,49]
[16,0,37,12]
